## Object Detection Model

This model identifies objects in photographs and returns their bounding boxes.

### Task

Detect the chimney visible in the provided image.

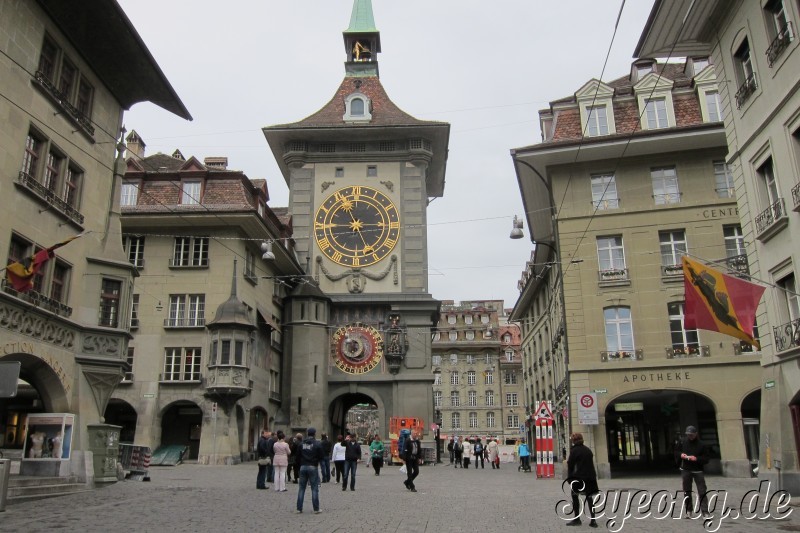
[125,130,145,159]
[204,157,228,170]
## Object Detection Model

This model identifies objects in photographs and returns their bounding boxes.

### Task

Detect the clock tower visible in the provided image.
[263,0,450,440]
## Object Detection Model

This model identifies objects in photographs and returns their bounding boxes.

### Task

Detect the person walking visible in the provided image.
[370,434,385,476]
[342,434,361,491]
[295,427,324,514]
[473,438,485,469]
[402,429,422,492]
[332,435,346,484]
[565,432,598,528]
[256,429,269,490]
[319,433,332,483]
[272,431,291,492]
[264,431,276,484]
[518,441,531,472]
[447,438,455,465]
[487,438,499,469]
[675,425,710,518]
[453,436,464,468]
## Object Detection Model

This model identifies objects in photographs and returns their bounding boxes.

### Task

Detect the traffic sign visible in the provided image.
[577,393,599,425]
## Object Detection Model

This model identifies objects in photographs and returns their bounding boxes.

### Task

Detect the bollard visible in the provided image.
[0,458,10,512]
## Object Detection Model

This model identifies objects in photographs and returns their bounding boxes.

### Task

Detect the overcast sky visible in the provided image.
[117,0,656,310]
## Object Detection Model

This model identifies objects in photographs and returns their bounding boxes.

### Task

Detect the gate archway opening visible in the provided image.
[160,401,202,460]
[104,399,138,443]
[741,389,761,476]
[329,393,379,441]
[605,390,718,476]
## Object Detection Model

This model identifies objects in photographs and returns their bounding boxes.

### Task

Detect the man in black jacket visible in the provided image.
[566,433,598,528]
[264,431,275,483]
[342,434,361,491]
[256,430,269,490]
[295,427,324,514]
[402,429,422,492]
[675,425,710,518]
[320,433,332,483]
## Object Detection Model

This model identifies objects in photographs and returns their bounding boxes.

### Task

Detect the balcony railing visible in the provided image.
[661,264,684,278]
[32,70,95,136]
[17,171,85,226]
[733,342,757,355]
[169,257,209,268]
[773,318,800,353]
[792,182,800,212]
[163,318,206,328]
[653,192,682,205]
[601,349,643,362]
[598,268,629,283]
[724,254,750,279]
[1,280,73,316]
[666,345,710,358]
[766,22,794,67]
[735,73,758,109]
[755,198,787,236]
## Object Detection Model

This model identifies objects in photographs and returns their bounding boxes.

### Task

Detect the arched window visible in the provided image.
[351,98,365,116]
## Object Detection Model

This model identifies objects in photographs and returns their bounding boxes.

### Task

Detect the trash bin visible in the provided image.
[0,458,10,512]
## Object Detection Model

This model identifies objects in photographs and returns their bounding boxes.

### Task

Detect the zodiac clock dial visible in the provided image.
[314,186,400,267]
[332,323,383,374]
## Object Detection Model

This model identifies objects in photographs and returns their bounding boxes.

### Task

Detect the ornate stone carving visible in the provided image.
[0,302,76,348]
[83,368,124,418]
[83,334,121,356]
[383,313,408,374]
[380,180,394,192]
[316,255,398,286]
[321,181,335,192]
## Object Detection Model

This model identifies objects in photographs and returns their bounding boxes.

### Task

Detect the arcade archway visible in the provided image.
[160,401,202,460]
[605,390,718,476]
[104,399,138,443]
[328,392,380,440]
[741,389,761,476]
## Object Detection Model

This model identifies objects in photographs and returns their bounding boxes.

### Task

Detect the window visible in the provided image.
[434,390,442,407]
[120,182,139,206]
[172,237,209,267]
[433,372,442,385]
[451,412,461,429]
[465,331,475,340]
[507,414,520,429]
[465,315,473,325]
[506,393,519,407]
[669,302,699,354]
[705,91,724,122]
[659,230,687,267]
[483,391,494,407]
[467,370,476,385]
[163,347,202,381]
[36,35,95,124]
[244,250,256,281]
[636,62,653,80]
[99,279,121,327]
[504,372,518,385]
[22,132,42,178]
[651,167,680,204]
[466,354,475,364]
[450,372,460,386]
[591,173,619,209]
[645,98,668,129]
[485,371,493,385]
[123,236,145,268]
[758,157,781,206]
[123,347,134,382]
[778,274,800,324]
[451,391,460,407]
[734,38,757,107]
[469,412,478,429]
[468,391,477,407]
[604,307,634,353]
[367,165,377,177]
[181,181,201,205]
[44,150,64,193]
[596,236,626,272]
[505,349,514,362]
[351,98,365,116]
[130,294,140,328]
[764,0,793,66]
[586,105,609,136]
[450,353,458,364]
[20,130,84,220]
[714,162,735,198]
[447,315,456,325]
[63,165,81,208]
[6,236,42,293]
[432,355,442,366]
[167,294,205,327]
[485,353,492,364]
[449,331,458,341]
[502,333,512,343]
[692,57,710,75]
[335,167,344,177]
[50,261,69,303]
[724,225,746,258]
[486,412,495,428]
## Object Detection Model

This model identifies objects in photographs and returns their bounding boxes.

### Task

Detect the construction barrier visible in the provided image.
[118,444,151,481]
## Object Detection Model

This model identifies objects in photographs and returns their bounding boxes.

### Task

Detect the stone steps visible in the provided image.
[6,475,89,505]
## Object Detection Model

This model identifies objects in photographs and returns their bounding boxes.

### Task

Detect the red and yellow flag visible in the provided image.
[682,256,765,348]
[5,235,82,292]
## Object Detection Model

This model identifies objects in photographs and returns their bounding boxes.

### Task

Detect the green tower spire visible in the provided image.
[345,0,378,34]
[343,0,381,76]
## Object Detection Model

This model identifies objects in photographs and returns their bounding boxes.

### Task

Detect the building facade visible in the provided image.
[512,58,761,478]
[636,0,800,492]
[0,0,189,480]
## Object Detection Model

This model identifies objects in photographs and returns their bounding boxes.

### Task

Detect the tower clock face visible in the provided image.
[314,186,400,267]
[332,323,383,374]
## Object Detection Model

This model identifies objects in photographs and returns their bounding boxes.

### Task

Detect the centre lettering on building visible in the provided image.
[622,371,691,383]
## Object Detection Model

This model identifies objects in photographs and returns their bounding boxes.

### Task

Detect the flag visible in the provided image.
[5,235,82,292]
[682,256,766,348]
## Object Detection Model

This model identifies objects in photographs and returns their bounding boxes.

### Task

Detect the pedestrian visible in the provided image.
[518,441,531,472]
[675,425,710,518]
[256,429,270,489]
[565,432,598,528]
[447,438,454,465]
[453,436,464,468]
[370,434,385,476]
[402,429,422,492]
[272,431,291,492]
[342,433,361,491]
[287,434,297,483]
[487,438,499,469]
[291,433,303,483]
[332,434,346,483]
[264,430,275,484]
[295,427,324,514]
[320,433,332,483]
[473,438,484,468]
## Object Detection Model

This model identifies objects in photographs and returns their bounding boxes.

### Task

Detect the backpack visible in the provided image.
[475,443,483,454]
[454,442,463,453]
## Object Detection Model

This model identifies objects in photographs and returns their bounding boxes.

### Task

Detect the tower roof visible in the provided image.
[344,0,378,34]
[207,260,255,330]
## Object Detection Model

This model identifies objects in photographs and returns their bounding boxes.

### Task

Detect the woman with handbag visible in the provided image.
[370,434,385,476]
[272,431,291,492]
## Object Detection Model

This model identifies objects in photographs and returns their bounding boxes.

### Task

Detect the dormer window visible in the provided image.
[634,61,654,81]
[691,57,709,76]
[343,92,372,122]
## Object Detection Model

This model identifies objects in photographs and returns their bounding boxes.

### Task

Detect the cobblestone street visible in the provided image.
[2,461,798,532]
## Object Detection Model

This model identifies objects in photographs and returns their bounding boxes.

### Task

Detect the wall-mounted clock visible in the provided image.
[332,322,383,374]
[314,186,400,267]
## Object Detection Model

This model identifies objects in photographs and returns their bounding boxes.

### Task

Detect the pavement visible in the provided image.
[1,460,798,533]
